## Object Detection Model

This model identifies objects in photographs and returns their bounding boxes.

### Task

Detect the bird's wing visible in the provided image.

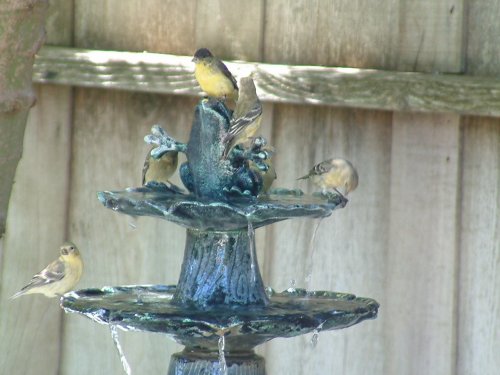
[222,103,262,158]
[216,60,238,90]
[226,102,263,140]
[21,259,66,292]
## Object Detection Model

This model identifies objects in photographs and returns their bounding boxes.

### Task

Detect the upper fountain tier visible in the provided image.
[98,98,347,231]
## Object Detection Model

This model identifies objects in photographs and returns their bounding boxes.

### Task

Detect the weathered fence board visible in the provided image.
[386,113,461,375]
[455,3,500,373]
[74,0,196,54]
[458,117,500,375]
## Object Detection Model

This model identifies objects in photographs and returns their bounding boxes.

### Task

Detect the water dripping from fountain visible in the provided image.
[310,320,326,348]
[128,216,138,230]
[305,218,324,291]
[218,334,228,375]
[110,325,132,375]
[247,221,256,284]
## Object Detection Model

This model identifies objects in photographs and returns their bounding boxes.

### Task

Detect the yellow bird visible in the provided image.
[142,149,178,185]
[223,77,263,158]
[192,48,239,101]
[11,242,83,299]
[298,158,359,197]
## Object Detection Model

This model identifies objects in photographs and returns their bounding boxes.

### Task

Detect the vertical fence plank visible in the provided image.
[385,2,465,374]
[457,118,500,375]
[386,113,461,375]
[195,0,265,61]
[456,3,500,374]
[393,0,464,72]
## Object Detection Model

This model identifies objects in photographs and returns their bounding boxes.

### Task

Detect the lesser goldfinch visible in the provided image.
[10,242,83,299]
[223,77,262,158]
[142,148,178,185]
[192,48,239,101]
[298,158,359,196]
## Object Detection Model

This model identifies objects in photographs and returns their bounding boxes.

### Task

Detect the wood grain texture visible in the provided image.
[32,46,500,117]
[457,117,500,375]
[195,0,265,61]
[386,113,461,375]
[0,85,72,375]
[466,0,500,75]
[74,0,196,54]
[385,3,465,374]
[456,4,500,374]
[394,0,464,72]
[263,0,398,68]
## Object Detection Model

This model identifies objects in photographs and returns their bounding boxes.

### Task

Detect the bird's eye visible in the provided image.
[70,246,74,250]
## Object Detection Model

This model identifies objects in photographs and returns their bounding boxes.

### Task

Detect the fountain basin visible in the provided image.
[97,185,347,231]
[61,285,378,351]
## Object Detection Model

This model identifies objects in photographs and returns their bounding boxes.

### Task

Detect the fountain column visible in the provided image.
[174,229,268,307]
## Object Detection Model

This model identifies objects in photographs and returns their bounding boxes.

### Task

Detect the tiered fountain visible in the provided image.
[61,90,379,374]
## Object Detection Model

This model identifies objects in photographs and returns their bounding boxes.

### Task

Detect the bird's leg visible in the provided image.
[144,125,187,158]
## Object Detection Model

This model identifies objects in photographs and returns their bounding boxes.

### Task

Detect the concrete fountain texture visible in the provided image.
[61,95,379,375]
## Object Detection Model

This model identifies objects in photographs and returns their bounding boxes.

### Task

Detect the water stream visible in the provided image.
[304,218,324,291]
[247,221,256,284]
[218,334,228,375]
[110,325,132,375]
[310,320,326,348]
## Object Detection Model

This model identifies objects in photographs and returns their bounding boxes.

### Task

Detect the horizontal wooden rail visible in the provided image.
[33,46,500,117]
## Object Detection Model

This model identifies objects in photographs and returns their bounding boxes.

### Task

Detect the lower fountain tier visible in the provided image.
[61,285,379,351]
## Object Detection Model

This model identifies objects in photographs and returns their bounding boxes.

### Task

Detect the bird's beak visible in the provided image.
[192,57,198,63]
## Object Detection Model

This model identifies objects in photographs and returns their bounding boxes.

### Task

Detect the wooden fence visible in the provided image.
[0,1,498,374]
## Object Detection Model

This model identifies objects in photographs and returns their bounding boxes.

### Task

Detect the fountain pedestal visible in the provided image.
[174,229,267,307]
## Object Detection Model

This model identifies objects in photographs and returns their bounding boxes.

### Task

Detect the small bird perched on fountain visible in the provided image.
[192,48,239,101]
[10,242,83,299]
[298,158,359,197]
[142,148,178,185]
[223,77,263,158]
